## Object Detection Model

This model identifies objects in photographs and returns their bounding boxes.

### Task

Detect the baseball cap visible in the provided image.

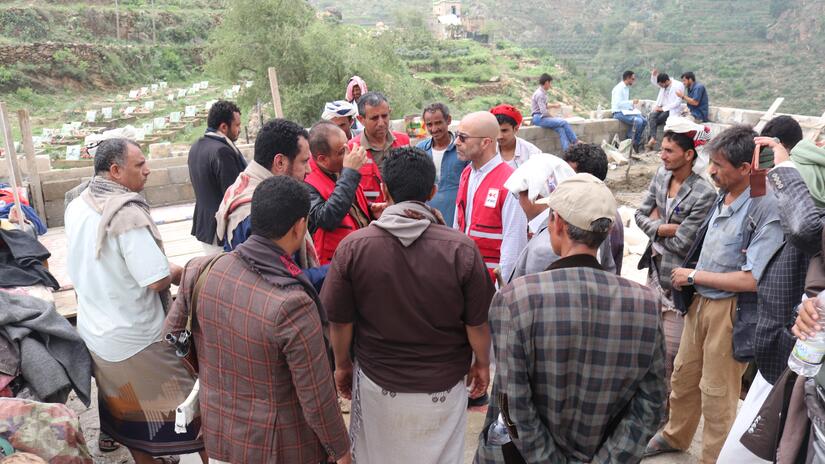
[536,173,617,231]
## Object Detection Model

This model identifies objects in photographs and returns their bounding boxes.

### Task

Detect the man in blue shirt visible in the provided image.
[645,125,783,463]
[677,72,710,122]
[416,103,468,226]
[611,70,647,153]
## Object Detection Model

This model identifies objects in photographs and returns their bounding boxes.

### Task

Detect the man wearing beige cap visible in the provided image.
[475,173,666,464]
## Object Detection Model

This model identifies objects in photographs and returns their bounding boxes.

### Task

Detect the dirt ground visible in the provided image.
[62,150,707,464]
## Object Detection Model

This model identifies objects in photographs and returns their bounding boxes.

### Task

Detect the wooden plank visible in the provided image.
[0,102,25,222]
[17,109,46,221]
[754,97,784,133]
[268,67,284,118]
[805,110,825,141]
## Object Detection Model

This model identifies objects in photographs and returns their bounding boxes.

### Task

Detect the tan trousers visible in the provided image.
[663,309,684,396]
[662,295,747,464]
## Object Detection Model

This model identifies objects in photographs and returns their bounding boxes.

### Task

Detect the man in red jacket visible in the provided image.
[305,121,374,264]
[347,91,410,204]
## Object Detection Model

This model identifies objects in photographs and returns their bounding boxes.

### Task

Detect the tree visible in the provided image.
[207,0,440,125]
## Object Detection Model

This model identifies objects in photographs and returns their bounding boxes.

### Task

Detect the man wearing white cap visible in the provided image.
[475,173,666,463]
[503,153,617,281]
[321,100,358,140]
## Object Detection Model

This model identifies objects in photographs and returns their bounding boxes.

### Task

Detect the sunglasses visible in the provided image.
[456,132,488,143]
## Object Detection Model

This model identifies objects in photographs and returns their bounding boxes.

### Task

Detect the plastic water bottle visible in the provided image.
[487,413,512,445]
[789,292,825,376]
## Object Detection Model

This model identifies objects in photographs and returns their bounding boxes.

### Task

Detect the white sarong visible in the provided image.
[350,365,467,464]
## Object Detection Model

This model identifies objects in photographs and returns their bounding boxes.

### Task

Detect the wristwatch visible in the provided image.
[687,269,698,286]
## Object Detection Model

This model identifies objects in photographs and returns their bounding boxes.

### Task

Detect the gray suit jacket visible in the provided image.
[635,166,717,297]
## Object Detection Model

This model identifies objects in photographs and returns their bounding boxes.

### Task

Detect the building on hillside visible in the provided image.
[431,0,488,42]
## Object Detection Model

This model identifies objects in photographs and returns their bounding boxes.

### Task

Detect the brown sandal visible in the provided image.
[97,432,119,452]
[154,457,180,464]
[643,433,680,458]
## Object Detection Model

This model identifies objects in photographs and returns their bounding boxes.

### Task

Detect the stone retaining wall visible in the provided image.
[15,118,630,228]
[39,144,254,227]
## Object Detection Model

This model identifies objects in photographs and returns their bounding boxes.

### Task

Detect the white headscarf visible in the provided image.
[504,153,577,201]
[664,116,713,175]
[321,100,357,121]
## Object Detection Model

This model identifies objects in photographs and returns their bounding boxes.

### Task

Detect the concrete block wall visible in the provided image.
[33,119,625,228]
[519,118,626,154]
[40,143,254,227]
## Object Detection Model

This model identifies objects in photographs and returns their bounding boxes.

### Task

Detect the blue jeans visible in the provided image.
[531,114,578,152]
[612,112,647,147]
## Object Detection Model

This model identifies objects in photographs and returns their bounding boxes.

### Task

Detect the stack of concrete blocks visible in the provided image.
[519,119,626,155]
[40,143,254,227]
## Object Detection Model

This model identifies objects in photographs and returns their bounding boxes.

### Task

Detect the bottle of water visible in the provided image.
[789,292,825,377]
[487,413,512,445]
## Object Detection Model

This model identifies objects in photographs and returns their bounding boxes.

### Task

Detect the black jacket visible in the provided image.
[306,167,362,234]
[188,134,247,244]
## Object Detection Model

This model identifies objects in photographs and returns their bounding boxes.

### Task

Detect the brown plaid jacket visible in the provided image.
[165,252,349,463]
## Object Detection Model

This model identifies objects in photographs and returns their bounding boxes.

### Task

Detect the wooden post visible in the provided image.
[754,97,784,133]
[115,0,121,40]
[150,0,157,43]
[268,67,284,118]
[0,102,25,223]
[806,110,825,142]
[17,109,46,221]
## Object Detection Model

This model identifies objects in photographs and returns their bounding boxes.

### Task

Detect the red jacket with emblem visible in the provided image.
[304,160,371,264]
[347,130,410,204]
[455,161,514,281]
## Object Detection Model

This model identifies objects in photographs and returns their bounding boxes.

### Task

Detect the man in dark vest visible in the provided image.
[188,100,246,252]
[305,121,373,264]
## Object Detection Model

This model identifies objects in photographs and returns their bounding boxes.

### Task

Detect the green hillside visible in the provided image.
[310,0,825,116]
[0,0,221,96]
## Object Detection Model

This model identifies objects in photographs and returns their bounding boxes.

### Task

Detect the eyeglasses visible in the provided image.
[456,132,488,143]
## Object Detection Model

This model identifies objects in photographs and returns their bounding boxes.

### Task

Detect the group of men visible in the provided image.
[611,68,709,153]
[58,69,825,464]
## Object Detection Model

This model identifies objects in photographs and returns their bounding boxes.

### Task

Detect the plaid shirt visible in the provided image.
[164,252,349,463]
[756,166,825,384]
[475,255,666,463]
[635,166,717,298]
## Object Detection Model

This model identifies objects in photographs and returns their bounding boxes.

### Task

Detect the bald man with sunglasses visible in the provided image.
[454,112,529,286]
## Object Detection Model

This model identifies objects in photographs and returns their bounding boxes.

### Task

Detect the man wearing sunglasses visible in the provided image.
[454,111,528,284]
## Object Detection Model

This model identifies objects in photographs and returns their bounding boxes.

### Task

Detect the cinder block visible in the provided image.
[177,183,195,201]
[149,142,172,159]
[144,184,180,206]
[144,168,170,188]
[44,200,66,227]
[167,165,190,184]
[42,178,85,202]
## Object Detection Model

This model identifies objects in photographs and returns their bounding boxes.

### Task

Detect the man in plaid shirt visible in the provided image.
[475,174,666,463]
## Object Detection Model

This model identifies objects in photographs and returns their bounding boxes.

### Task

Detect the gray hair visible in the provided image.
[94,138,138,175]
[706,125,757,168]
[357,91,388,117]
[566,217,612,248]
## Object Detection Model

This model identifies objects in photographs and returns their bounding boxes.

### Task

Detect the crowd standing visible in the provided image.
[6,68,825,464]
